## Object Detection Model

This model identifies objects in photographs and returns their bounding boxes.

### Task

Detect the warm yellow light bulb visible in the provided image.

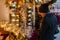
[29,6,32,9]
[8,1,12,5]
[18,5,20,8]
[11,14,15,16]
[16,24,19,26]
[16,19,19,21]
[12,19,15,22]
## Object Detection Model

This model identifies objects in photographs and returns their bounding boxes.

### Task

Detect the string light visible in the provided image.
[5,0,34,40]
[16,15,19,17]
[12,2,16,7]
[16,24,19,26]
[11,14,15,16]
[28,6,32,9]
[28,22,32,26]
[28,10,32,13]
[28,14,31,17]
[11,9,16,12]
[12,19,15,22]
[28,19,31,21]
[1,24,6,28]
[8,1,12,5]
[16,19,19,21]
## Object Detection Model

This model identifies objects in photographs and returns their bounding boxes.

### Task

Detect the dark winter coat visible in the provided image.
[37,14,57,40]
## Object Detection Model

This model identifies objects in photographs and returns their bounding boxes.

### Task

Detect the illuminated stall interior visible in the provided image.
[0,0,57,40]
[0,0,35,40]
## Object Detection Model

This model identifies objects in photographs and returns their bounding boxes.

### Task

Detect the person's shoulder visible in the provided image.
[45,13,57,22]
[46,13,56,18]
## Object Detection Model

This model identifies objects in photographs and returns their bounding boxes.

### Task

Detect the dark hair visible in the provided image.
[39,0,55,13]
[39,3,50,13]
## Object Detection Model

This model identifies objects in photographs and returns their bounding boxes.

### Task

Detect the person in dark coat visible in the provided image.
[38,13,58,40]
[35,1,58,40]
